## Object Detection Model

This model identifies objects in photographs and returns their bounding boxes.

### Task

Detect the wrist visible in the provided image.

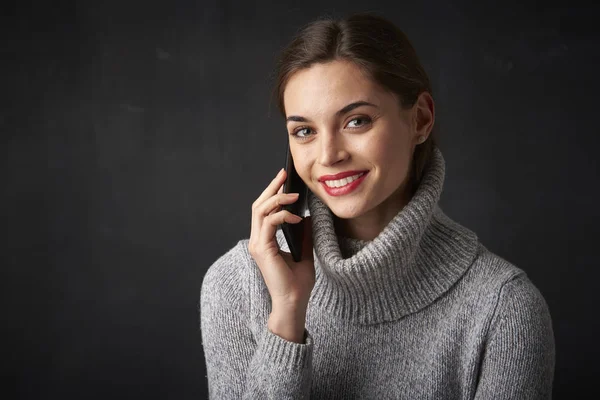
[271,299,307,318]
[267,311,306,344]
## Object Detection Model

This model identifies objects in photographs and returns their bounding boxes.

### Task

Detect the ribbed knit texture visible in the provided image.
[200,146,555,399]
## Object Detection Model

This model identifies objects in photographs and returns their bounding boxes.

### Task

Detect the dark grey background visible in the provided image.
[2,0,598,398]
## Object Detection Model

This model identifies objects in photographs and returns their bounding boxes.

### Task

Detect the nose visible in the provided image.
[317,130,349,167]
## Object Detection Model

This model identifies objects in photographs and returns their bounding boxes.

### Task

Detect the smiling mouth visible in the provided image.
[320,171,369,196]
[322,172,367,188]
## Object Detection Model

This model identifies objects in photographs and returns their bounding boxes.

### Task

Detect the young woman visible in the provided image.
[200,12,555,399]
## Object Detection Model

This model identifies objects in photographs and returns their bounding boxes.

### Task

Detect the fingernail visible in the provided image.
[278,168,285,177]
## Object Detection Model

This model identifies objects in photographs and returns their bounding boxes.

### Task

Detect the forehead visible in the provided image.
[283,60,388,116]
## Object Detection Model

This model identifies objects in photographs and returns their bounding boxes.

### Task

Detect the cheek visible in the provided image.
[369,130,412,175]
[293,158,312,183]
[364,132,402,165]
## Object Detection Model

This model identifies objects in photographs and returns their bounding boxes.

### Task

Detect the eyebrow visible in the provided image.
[286,101,379,124]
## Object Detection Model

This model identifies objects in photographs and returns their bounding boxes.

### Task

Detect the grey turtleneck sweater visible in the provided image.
[199,146,555,399]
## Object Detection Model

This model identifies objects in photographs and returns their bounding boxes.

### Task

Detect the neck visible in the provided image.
[333,179,415,241]
[306,145,480,324]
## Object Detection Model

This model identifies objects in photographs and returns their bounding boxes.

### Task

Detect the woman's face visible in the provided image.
[283,59,432,233]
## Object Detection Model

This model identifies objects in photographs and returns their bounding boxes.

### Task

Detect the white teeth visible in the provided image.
[324,172,365,188]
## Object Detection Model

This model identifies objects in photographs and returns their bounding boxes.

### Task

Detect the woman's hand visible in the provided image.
[248,168,315,343]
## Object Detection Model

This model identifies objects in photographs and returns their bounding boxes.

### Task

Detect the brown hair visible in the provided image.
[271,12,437,196]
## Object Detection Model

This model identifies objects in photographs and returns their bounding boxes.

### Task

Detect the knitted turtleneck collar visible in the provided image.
[306,146,480,325]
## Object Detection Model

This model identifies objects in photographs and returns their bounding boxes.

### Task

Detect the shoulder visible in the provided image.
[200,238,254,314]
[468,249,556,397]
[464,243,528,294]
[491,268,554,337]
[478,249,556,381]
[467,244,553,336]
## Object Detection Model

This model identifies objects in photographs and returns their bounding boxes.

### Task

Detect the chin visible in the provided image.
[326,199,368,220]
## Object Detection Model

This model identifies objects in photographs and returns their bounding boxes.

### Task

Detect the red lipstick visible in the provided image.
[319,170,369,197]
[318,170,368,182]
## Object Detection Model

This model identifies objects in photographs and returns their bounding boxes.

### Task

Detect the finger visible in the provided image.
[261,193,299,217]
[253,193,297,245]
[269,185,285,216]
[260,210,302,247]
[251,169,286,243]
[255,168,287,210]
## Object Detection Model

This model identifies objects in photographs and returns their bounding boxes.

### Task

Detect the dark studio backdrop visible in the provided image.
[2,0,598,398]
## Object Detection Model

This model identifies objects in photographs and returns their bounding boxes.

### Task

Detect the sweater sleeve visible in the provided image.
[199,243,314,399]
[474,274,556,399]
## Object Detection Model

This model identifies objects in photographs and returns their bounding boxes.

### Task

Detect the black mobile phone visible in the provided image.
[279,141,308,262]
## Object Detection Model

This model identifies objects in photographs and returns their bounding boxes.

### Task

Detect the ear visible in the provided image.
[413,91,435,138]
